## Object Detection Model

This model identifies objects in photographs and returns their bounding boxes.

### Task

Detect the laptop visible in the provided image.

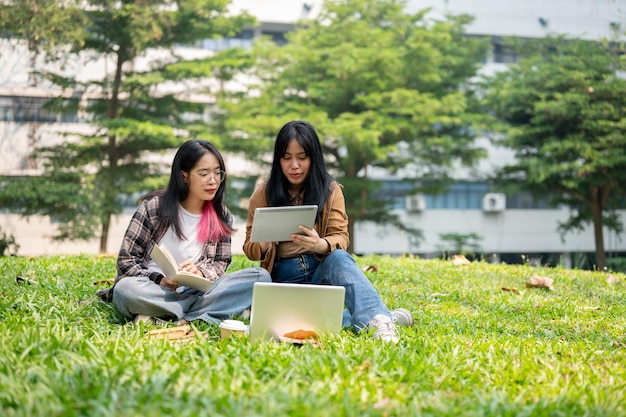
[250,205,318,242]
[248,282,345,341]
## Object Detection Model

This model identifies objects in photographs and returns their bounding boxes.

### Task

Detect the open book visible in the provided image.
[150,243,213,291]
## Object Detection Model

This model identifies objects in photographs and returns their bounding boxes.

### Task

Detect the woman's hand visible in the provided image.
[159,276,179,291]
[179,261,203,276]
[290,225,330,254]
[259,241,271,256]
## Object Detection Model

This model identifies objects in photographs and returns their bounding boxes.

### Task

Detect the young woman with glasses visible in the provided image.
[111,139,271,325]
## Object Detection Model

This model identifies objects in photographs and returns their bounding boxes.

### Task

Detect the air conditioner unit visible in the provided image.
[406,194,426,212]
[482,193,506,212]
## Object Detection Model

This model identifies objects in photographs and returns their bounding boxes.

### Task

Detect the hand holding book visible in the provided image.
[150,243,213,292]
[178,260,202,277]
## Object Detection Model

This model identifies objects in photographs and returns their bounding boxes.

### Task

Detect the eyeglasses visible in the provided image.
[190,170,225,184]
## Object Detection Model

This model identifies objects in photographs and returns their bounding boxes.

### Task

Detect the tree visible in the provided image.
[0,0,87,85]
[481,36,626,270]
[437,232,482,259]
[212,0,488,252]
[0,0,254,252]
[0,226,20,257]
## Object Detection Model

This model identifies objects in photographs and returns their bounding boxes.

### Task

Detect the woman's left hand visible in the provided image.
[179,261,203,276]
[290,225,329,254]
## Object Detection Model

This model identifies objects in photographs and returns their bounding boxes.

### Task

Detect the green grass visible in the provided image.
[1,254,625,416]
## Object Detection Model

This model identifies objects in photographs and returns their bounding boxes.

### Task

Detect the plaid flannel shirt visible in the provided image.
[115,195,232,285]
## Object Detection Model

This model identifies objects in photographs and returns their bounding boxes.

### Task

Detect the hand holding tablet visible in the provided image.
[250,205,318,242]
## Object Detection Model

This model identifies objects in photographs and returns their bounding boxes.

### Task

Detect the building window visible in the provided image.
[376,180,416,209]
[493,43,519,64]
[426,182,490,209]
[197,28,255,51]
[507,192,554,209]
[263,30,288,45]
[0,96,77,123]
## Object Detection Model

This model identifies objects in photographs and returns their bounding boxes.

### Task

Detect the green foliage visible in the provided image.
[481,36,626,270]
[0,1,256,252]
[0,0,87,64]
[1,254,626,416]
[438,232,482,257]
[606,256,626,273]
[212,0,489,247]
[0,226,19,256]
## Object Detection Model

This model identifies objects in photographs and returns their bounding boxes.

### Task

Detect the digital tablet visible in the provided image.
[250,205,318,242]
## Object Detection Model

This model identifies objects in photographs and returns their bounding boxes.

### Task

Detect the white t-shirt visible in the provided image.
[146,205,204,275]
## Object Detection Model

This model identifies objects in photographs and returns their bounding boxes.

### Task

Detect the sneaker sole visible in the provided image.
[393,308,414,327]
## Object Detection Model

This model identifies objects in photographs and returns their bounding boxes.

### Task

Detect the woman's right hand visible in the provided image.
[259,241,271,255]
[159,276,179,291]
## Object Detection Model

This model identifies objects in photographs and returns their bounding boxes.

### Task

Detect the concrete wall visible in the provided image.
[406,0,624,40]
[230,0,624,41]
[0,213,248,257]
[354,209,626,256]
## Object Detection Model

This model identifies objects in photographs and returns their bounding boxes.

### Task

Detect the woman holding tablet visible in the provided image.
[243,120,413,343]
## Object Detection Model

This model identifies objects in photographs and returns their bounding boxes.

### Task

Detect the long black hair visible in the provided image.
[143,139,232,241]
[266,120,333,222]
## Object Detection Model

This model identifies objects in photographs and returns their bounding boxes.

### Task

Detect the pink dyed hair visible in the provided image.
[197,202,232,243]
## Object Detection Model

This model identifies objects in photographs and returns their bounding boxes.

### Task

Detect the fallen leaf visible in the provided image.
[452,254,471,266]
[525,274,554,290]
[501,287,520,294]
[16,276,38,285]
[429,292,449,298]
[373,398,392,409]
[362,264,379,272]
[283,329,319,340]
[92,278,115,285]
[355,360,372,372]
[606,274,621,285]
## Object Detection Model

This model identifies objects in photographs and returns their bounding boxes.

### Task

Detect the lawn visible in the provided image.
[1,254,625,416]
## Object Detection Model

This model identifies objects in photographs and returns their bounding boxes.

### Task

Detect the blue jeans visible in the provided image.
[271,250,391,330]
[113,267,271,324]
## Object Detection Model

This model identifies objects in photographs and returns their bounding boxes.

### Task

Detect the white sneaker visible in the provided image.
[368,314,399,343]
[391,308,414,327]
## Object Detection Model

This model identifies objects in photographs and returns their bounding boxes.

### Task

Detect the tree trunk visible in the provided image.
[98,52,124,253]
[348,159,369,256]
[590,201,607,271]
[99,218,110,253]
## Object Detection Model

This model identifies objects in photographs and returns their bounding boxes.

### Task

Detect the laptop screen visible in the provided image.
[248,282,345,341]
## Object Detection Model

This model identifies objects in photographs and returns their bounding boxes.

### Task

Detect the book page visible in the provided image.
[173,272,212,292]
[150,243,212,292]
[150,243,179,279]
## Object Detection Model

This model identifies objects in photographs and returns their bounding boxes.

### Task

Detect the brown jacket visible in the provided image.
[243,181,349,273]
